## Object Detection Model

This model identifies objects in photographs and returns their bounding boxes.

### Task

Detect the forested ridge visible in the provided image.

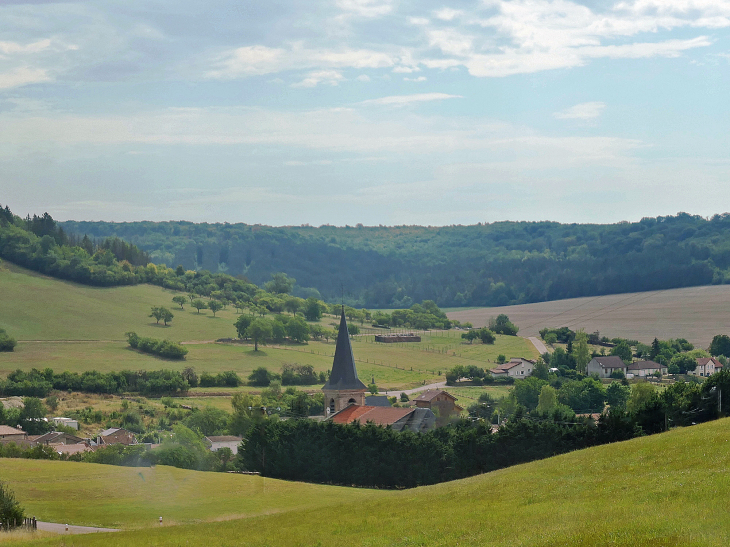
[60,212,730,308]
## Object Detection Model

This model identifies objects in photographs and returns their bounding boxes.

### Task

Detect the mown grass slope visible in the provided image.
[0,261,536,390]
[8,418,730,546]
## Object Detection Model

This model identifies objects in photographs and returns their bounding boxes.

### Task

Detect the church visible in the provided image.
[322,307,436,433]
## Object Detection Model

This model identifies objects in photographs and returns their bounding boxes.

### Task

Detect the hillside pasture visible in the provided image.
[8,418,730,546]
[448,284,730,348]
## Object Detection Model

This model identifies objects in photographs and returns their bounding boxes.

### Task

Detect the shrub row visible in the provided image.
[126,332,188,360]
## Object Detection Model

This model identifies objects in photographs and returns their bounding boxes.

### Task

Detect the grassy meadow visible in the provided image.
[4,417,730,546]
[0,262,536,392]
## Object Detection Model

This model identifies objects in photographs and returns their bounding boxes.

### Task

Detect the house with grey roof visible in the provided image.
[586,356,627,378]
[627,360,667,378]
[490,358,535,378]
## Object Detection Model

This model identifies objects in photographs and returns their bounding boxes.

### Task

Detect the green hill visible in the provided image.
[0,262,535,389]
[61,212,730,309]
[8,417,730,546]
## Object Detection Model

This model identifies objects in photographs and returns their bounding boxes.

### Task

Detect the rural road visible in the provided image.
[382,380,446,397]
[36,522,120,534]
[528,336,548,355]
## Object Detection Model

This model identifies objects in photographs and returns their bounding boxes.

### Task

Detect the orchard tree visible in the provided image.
[192,299,208,314]
[286,316,310,343]
[172,295,187,309]
[304,298,324,321]
[161,307,174,326]
[150,306,164,324]
[208,300,223,317]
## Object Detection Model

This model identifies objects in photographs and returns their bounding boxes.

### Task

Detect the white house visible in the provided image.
[490,358,535,378]
[204,436,243,455]
[691,357,723,378]
[52,417,79,430]
[586,356,627,378]
[627,360,667,377]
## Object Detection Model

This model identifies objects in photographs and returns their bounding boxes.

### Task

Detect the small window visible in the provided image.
[348,398,356,405]
[329,399,335,413]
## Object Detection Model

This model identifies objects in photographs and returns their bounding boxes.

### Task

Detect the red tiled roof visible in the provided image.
[697,357,722,368]
[331,405,413,426]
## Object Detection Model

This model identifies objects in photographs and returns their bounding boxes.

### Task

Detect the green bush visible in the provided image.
[0,482,24,529]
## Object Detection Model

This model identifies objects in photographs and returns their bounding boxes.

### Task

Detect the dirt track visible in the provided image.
[447,285,730,348]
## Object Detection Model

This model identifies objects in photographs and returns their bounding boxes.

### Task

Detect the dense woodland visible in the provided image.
[60,212,730,307]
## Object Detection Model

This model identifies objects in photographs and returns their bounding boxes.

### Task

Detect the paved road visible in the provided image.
[528,336,548,355]
[382,380,446,397]
[36,522,120,535]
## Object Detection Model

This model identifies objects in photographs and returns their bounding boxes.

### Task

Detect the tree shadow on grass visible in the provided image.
[149,323,172,328]
[244,349,268,357]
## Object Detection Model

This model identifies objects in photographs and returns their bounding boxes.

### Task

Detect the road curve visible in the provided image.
[528,336,548,355]
[381,380,447,397]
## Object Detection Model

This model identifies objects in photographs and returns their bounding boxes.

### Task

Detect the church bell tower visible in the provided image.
[321,307,367,415]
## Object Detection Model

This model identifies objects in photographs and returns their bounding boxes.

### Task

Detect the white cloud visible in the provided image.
[554,102,606,120]
[358,92,461,105]
[292,70,345,87]
[206,45,395,79]
[404,76,427,82]
[0,67,51,90]
[434,8,463,21]
[356,74,371,81]
[336,0,394,18]
[0,39,52,55]
[408,17,430,26]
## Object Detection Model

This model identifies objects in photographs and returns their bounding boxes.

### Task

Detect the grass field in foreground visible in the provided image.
[7,418,730,546]
[0,460,379,530]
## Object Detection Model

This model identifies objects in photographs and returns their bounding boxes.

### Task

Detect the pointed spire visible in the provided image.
[322,306,367,391]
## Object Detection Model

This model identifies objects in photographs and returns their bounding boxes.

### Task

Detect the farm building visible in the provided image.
[374,334,421,343]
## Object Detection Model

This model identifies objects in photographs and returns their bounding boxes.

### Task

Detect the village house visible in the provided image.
[586,356,627,378]
[627,360,667,378]
[204,436,243,455]
[52,417,79,430]
[31,431,84,446]
[413,390,463,416]
[490,358,535,378]
[96,428,137,446]
[692,357,723,377]
[323,307,436,433]
[0,425,27,443]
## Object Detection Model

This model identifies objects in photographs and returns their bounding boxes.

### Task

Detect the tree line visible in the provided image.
[60,211,730,308]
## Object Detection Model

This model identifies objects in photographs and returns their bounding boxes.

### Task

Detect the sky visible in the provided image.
[1,0,729,226]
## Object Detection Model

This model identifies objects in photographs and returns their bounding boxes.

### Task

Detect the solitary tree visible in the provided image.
[247,318,273,351]
[192,299,208,314]
[208,300,223,317]
[172,295,187,309]
[234,314,253,338]
[573,329,590,374]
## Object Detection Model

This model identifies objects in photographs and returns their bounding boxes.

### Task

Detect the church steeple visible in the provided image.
[322,306,367,414]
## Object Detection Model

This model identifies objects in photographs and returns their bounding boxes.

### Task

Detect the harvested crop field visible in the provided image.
[447,285,730,348]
